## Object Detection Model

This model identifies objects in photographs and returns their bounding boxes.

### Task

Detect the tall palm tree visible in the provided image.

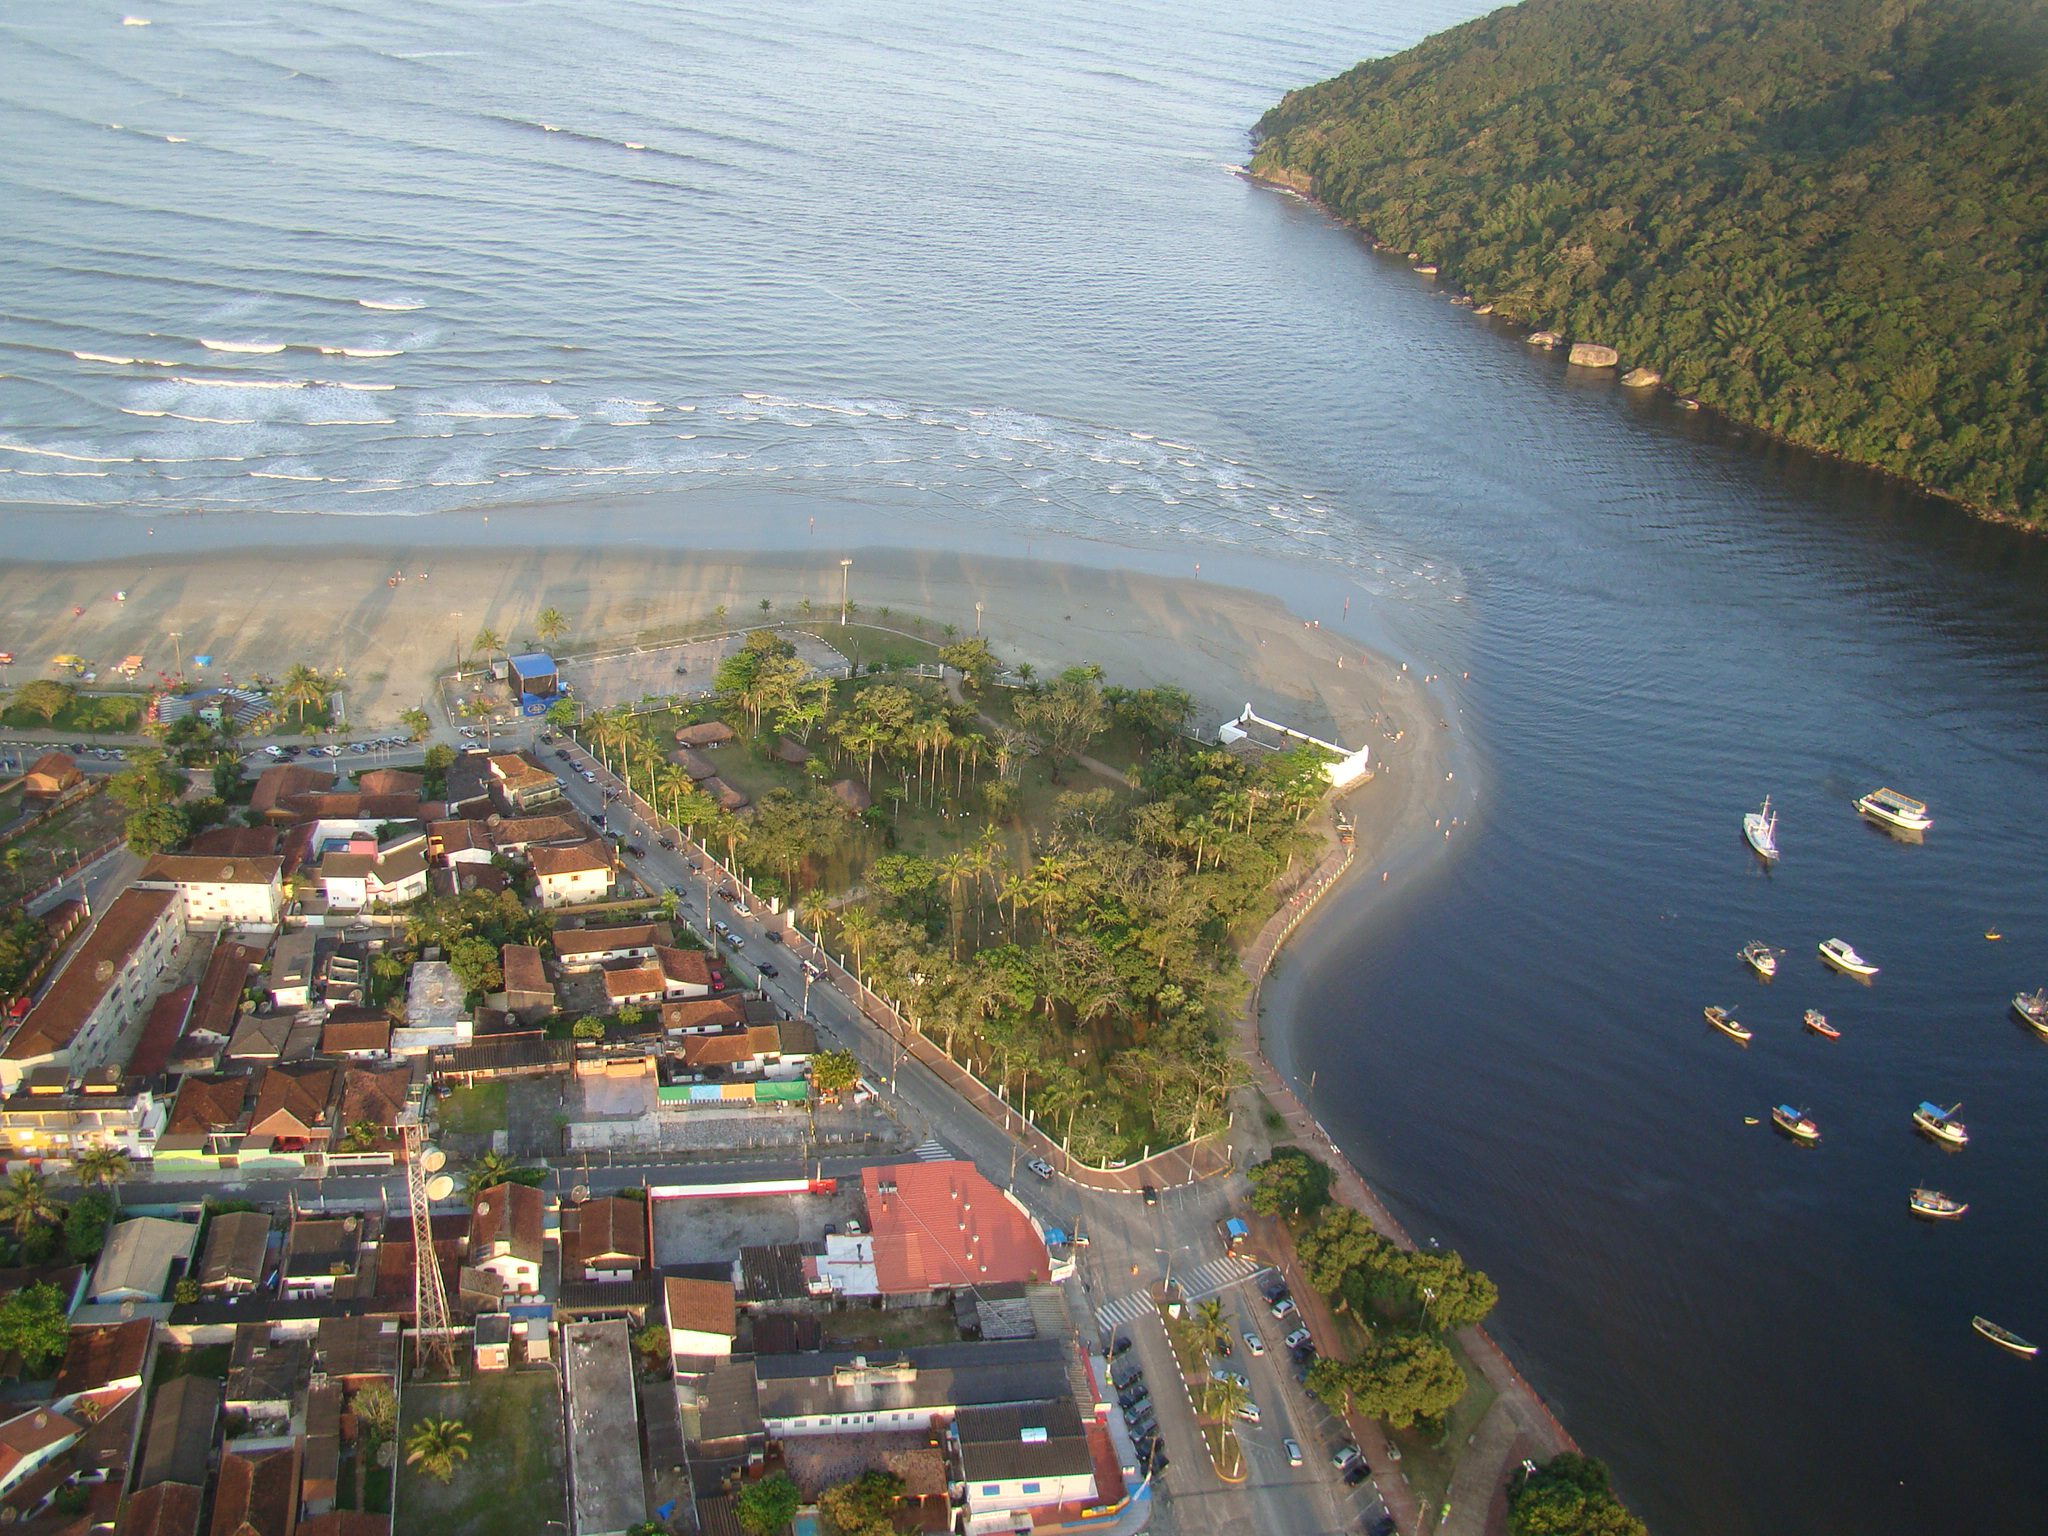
[1193,1298,1231,1358]
[0,1169,60,1240]
[461,696,498,751]
[405,1418,472,1483]
[836,905,879,973]
[74,1147,131,1193]
[535,607,567,647]
[1204,1371,1250,1424]
[279,663,325,727]
[462,1151,519,1201]
[470,628,502,672]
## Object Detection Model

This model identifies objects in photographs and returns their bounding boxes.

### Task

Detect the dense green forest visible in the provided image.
[1252,0,2048,527]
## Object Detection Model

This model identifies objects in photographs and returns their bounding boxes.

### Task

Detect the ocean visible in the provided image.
[7,2,2048,1531]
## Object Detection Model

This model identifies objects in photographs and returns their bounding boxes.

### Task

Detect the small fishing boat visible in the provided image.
[1705,1005,1751,1043]
[1739,941,1778,979]
[1913,1101,1969,1148]
[1855,786,1932,834]
[1909,1188,1968,1220]
[1742,796,1779,861]
[1819,938,1879,978]
[2012,989,2048,1037]
[1971,1317,2038,1357]
[1803,1009,1840,1039]
[1771,1105,1821,1142]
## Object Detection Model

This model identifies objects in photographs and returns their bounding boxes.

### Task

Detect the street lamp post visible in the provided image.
[974,601,983,635]
[168,630,183,685]
[839,558,852,625]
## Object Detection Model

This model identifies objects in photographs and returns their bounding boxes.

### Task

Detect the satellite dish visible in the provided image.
[571,1185,589,1203]
[420,1146,445,1172]
[425,1174,455,1202]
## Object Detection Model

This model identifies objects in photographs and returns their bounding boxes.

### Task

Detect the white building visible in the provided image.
[0,888,187,1094]
[135,855,285,930]
[317,841,429,910]
[955,1401,1100,1536]
[663,1276,737,1360]
[1216,703,1371,789]
[0,1407,82,1498]
[530,840,614,909]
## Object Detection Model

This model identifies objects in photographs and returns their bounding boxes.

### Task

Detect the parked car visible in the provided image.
[1333,1445,1361,1471]
[1027,1158,1054,1180]
[658,836,677,851]
[765,928,783,943]
[1345,1461,1373,1486]
[1270,1296,1297,1320]
[716,886,739,902]
[801,959,825,980]
[1243,1331,1265,1356]
[625,843,647,859]
[1110,1336,1132,1358]
[555,748,572,760]
[1218,1371,1249,1391]
[1283,1439,1304,1467]
[732,900,752,917]
[757,961,779,978]
[1284,1328,1312,1350]
[1141,1185,1158,1207]
[1233,1401,1260,1425]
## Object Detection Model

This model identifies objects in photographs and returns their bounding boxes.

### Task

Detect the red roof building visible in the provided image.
[861,1161,1051,1295]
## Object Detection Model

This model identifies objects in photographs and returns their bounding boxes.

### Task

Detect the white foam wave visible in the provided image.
[428,410,536,420]
[357,299,424,312]
[304,417,395,426]
[167,413,255,425]
[251,471,323,481]
[0,442,133,464]
[341,347,401,358]
[120,408,167,418]
[174,375,303,390]
[200,338,286,354]
[165,135,186,143]
[323,381,395,392]
[74,350,136,365]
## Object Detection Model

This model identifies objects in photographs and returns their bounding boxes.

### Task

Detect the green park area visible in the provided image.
[395,1371,565,1536]
[1,687,145,735]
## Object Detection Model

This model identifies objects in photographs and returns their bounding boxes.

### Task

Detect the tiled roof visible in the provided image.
[530,840,611,878]
[604,965,664,1001]
[552,923,665,959]
[338,1065,410,1128]
[488,813,584,848]
[128,985,196,1079]
[207,1445,299,1536]
[656,946,712,988]
[501,944,548,994]
[322,1017,392,1056]
[249,763,333,816]
[187,826,281,859]
[136,856,281,888]
[165,1075,246,1136]
[6,889,178,1060]
[470,1182,544,1266]
[120,1480,203,1536]
[862,1161,1050,1294]
[680,1033,756,1068]
[54,1319,153,1395]
[248,1063,336,1136]
[355,768,423,796]
[569,1198,647,1267]
[198,1211,271,1289]
[664,1276,736,1339]
[661,999,744,1034]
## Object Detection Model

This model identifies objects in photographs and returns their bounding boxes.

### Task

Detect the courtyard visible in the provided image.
[394,1368,565,1536]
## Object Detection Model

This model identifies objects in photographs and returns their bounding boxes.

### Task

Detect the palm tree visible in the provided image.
[279,663,325,727]
[405,1418,472,1483]
[461,696,498,751]
[836,905,880,973]
[399,707,431,742]
[0,1169,60,1240]
[535,607,568,647]
[1204,1371,1250,1424]
[74,1147,131,1193]
[1193,1298,1231,1358]
[470,627,502,672]
[462,1151,519,1201]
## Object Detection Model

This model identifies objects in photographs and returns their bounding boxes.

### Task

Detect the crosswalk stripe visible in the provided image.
[912,1138,951,1161]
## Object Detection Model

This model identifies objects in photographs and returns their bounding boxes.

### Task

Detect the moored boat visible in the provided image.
[1771,1105,1820,1142]
[1803,1009,1840,1039]
[1742,796,1779,861]
[1704,1005,1751,1043]
[1971,1317,2038,1357]
[1855,786,1932,833]
[1819,937,1878,977]
[2013,989,2048,1037]
[1739,941,1778,978]
[1909,1188,1967,1220]
[1913,1101,1968,1147]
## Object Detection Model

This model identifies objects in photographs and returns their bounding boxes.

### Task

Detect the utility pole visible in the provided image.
[839,558,853,625]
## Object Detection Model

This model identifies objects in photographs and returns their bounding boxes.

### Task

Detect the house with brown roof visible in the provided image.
[249,763,334,821]
[1,888,186,1094]
[0,1406,82,1499]
[485,752,562,813]
[663,1276,737,1360]
[135,1375,217,1491]
[315,843,428,911]
[661,998,745,1036]
[280,1215,370,1300]
[246,1063,337,1155]
[484,813,585,856]
[187,825,282,860]
[862,1161,1051,1297]
[336,1065,411,1154]
[674,721,735,748]
[529,840,613,910]
[501,945,552,1020]
[427,819,494,867]
[198,1210,271,1295]
[311,1317,400,1385]
[21,754,82,799]
[156,1075,250,1168]
[551,924,669,971]
[134,856,283,930]
[121,1481,205,1536]
[468,1183,545,1297]
[564,1197,648,1282]
[207,1444,299,1536]
[354,768,423,797]
[320,1010,392,1061]
[54,1320,154,1405]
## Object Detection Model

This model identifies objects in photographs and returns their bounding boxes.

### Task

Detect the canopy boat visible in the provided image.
[1819,938,1879,977]
[1771,1105,1821,1143]
[1909,1188,1968,1220]
[1913,1101,1969,1148]
[1855,787,1932,834]
[2012,989,2048,1038]
[1705,1005,1751,1043]
[1740,941,1778,979]
[1803,1009,1840,1039]
[1742,796,1780,861]
[1971,1317,2038,1357]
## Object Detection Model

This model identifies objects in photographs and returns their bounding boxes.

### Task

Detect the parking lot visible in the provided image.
[650,1184,868,1267]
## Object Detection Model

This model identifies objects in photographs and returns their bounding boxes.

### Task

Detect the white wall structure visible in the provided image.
[1216,703,1371,789]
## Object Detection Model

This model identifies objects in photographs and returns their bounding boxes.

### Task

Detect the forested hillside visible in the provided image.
[1252,0,2048,527]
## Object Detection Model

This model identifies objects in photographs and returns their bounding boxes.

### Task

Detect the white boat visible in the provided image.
[1855,786,1932,834]
[1819,938,1878,978]
[1739,941,1777,979]
[2012,989,2048,1038]
[1913,1101,1968,1148]
[1909,1188,1967,1220]
[1742,796,1779,861]
[1972,1317,2037,1357]
[1704,1005,1751,1043]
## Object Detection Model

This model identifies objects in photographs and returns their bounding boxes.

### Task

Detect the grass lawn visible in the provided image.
[0,788,127,905]
[834,623,940,674]
[1391,1332,1501,1513]
[821,1304,961,1351]
[436,1083,508,1138]
[396,1369,565,1536]
[0,692,145,735]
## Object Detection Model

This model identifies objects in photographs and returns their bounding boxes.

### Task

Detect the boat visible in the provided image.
[1771,1105,1821,1142]
[1909,1188,1968,1220]
[1742,796,1780,861]
[1913,1101,1969,1148]
[1819,938,1879,977]
[1855,786,1933,834]
[1704,1005,1751,1043]
[2012,989,2048,1037]
[1739,941,1778,979]
[1804,1009,1840,1039]
[1971,1317,2038,1357]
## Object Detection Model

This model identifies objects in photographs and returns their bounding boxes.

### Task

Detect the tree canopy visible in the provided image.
[1247,1146,1334,1218]
[1253,0,2048,527]
[1510,1454,1651,1536]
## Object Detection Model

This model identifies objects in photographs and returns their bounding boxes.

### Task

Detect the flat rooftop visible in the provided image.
[562,1319,646,1536]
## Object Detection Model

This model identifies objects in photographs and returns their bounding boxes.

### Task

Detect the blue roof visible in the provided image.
[509,651,556,674]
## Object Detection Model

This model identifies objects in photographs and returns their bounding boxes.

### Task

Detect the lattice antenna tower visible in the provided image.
[402,1116,457,1377]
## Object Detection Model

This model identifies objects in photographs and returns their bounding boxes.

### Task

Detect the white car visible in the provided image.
[1284,1327,1312,1350]
[1270,1296,1297,1320]
[1243,1331,1265,1356]
[1284,1438,1304,1467]
[263,745,285,758]
[1234,1401,1260,1425]
[731,901,752,917]
[1027,1158,1055,1180]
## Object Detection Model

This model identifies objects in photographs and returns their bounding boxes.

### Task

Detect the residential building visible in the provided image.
[121,1481,206,1536]
[954,1400,1102,1536]
[250,763,336,821]
[224,1325,308,1422]
[468,1183,544,1297]
[530,841,614,909]
[395,962,471,1055]
[22,753,82,799]
[483,813,584,856]
[501,945,553,1019]
[428,819,494,867]
[1,889,186,1093]
[661,999,745,1036]
[265,930,317,1011]
[336,1065,411,1151]
[315,842,429,910]
[663,1277,736,1361]
[207,1444,299,1536]
[473,1313,511,1372]
[302,1382,340,1518]
[552,924,670,971]
[562,1321,645,1536]
[0,1406,81,1498]
[134,856,284,930]
[279,1215,370,1300]
[320,1010,392,1061]
[155,1075,250,1169]
[246,1063,337,1157]
[0,1069,167,1161]
[197,1211,271,1295]
[53,1318,154,1405]
[188,825,283,860]
[485,752,562,812]
[135,1376,219,1490]
[88,1217,197,1304]
[355,768,423,797]
[753,1339,1073,1438]
[564,1198,647,1282]
[312,1317,401,1386]
[862,1161,1051,1297]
